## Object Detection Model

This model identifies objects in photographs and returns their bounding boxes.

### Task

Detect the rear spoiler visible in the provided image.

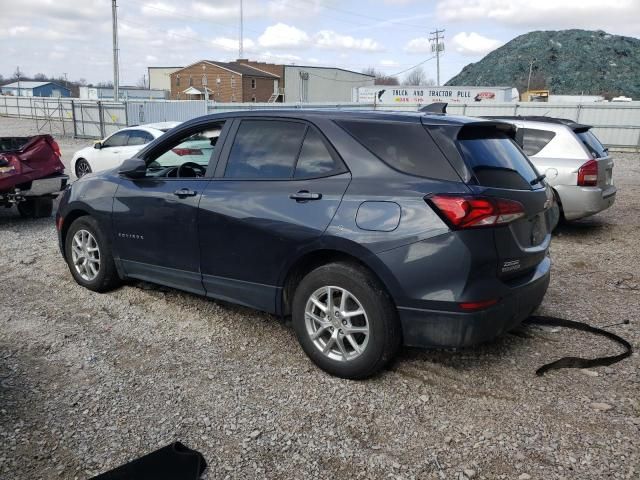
[419,102,447,114]
[483,115,593,133]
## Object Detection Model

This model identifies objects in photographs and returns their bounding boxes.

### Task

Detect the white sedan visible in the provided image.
[71,122,181,178]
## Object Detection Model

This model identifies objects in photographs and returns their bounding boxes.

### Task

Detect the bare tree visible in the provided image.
[33,73,48,81]
[362,67,399,86]
[402,67,435,86]
[77,78,88,86]
[136,74,149,89]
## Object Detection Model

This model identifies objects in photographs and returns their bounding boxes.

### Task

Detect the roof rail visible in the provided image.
[419,102,447,114]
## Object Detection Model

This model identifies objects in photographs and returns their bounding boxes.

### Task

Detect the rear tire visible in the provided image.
[75,158,92,178]
[292,262,401,379]
[65,216,121,292]
[17,197,53,218]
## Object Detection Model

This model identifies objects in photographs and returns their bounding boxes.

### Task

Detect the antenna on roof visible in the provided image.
[419,102,447,114]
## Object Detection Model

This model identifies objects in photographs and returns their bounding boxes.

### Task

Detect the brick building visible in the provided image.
[169,59,374,102]
[170,60,280,102]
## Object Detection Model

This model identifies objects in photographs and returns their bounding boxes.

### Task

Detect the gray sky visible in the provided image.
[1,0,639,85]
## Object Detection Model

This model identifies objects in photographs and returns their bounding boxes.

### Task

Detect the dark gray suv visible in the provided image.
[57,110,553,378]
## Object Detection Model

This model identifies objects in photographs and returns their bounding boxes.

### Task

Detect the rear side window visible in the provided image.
[337,120,459,181]
[225,120,306,179]
[127,130,154,146]
[457,127,540,190]
[521,128,555,156]
[294,128,339,178]
[577,130,607,159]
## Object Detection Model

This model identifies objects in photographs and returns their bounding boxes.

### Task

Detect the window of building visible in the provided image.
[251,78,256,89]
[231,94,235,102]
[176,75,180,86]
[202,75,208,86]
[231,76,236,88]
[189,76,193,86]
[224,120,306,179]
[251,96,256,102]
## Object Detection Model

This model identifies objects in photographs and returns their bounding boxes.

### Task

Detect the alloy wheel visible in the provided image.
[71,229,101,281]
[304,286,370,362]
[76,160,92,178]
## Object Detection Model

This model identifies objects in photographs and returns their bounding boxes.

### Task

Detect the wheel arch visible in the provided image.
[59,208,91,259]
[278,245,401,317]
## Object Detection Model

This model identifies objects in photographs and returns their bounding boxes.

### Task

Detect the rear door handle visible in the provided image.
[290,191,322,202]
[173,188,197,198]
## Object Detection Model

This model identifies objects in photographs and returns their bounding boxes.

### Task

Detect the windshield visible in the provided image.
[577,130,607,159]
[457,127,541,190]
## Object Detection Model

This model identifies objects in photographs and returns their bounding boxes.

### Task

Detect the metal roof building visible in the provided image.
[0,81,71,97]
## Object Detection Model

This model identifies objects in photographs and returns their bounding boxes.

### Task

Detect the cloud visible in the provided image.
[190,1,241,20]
[404,37,431,53]
[314,30,382,51]
[267,0,322,19]
[436,0,640,33]
[211,37,257,52]
[258,23,310,48]
[140,2,177,18]
[451,32,502,56]
[380,59,399,66]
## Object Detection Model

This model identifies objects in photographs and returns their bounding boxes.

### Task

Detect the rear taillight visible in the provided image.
[50,139,61,157]
[577,159,598,186]
[428,195,525,229]
[172,148,202,156]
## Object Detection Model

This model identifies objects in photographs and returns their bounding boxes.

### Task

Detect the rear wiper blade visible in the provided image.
[531,174,546,185]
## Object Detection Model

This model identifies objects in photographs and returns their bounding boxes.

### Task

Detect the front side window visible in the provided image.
[127,130,154,146]
[147,122,225,176]
[102,131,129,148]
[224,120,306,179]
[521,128,556,156]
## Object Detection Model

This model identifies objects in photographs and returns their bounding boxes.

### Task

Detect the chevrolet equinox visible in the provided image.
[57,110,553,379]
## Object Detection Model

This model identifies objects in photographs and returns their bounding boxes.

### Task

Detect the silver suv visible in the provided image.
[489,116,616,222]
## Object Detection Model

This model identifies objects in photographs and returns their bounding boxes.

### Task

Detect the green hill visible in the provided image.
[446,30,640,98]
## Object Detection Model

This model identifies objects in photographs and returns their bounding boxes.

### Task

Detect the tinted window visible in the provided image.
[577,130,607,159]
[102,131,128,148]
[225,120,306,179]
[457,127,540,190]
[521,128,556,156]
[127,130,154,146]
[337,120,459,181]
[294,128,339,178]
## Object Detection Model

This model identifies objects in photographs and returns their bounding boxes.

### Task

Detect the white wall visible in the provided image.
[148,67,182,91]
[284,67,374,102]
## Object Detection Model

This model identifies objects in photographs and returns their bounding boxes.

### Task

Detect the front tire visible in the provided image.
[292,262,401,379]
[75,158,92,178]
[65,216,121,292]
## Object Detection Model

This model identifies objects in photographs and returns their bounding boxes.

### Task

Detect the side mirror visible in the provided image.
[119,158,147,179]
[94,142,102,149]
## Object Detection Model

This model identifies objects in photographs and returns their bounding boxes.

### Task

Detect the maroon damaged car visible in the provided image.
[0,135,68,218]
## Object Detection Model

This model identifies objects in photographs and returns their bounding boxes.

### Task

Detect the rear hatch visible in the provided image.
[0,135,64,192]
[574,127,614,189]
[431,122,552,279]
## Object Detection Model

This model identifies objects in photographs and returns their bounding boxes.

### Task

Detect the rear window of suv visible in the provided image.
[457,127,541,190]
[577,129,607,159]
[336,120,460,181]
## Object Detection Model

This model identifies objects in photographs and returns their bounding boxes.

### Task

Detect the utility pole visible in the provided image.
[112,0,120,101]
[526,58,535,97]
[239,0,244,59]
[16,66,21,96]
[429,29,445,86]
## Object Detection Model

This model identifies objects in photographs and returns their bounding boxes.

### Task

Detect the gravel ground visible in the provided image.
[1,116,638,479]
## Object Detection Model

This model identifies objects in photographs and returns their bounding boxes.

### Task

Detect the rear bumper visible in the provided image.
[24,173,69,196]
[555,184,616,220]
[397,257,550,348]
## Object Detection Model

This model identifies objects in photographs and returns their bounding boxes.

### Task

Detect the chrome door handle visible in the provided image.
[290,191,322,201]
[173,188,197,198]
